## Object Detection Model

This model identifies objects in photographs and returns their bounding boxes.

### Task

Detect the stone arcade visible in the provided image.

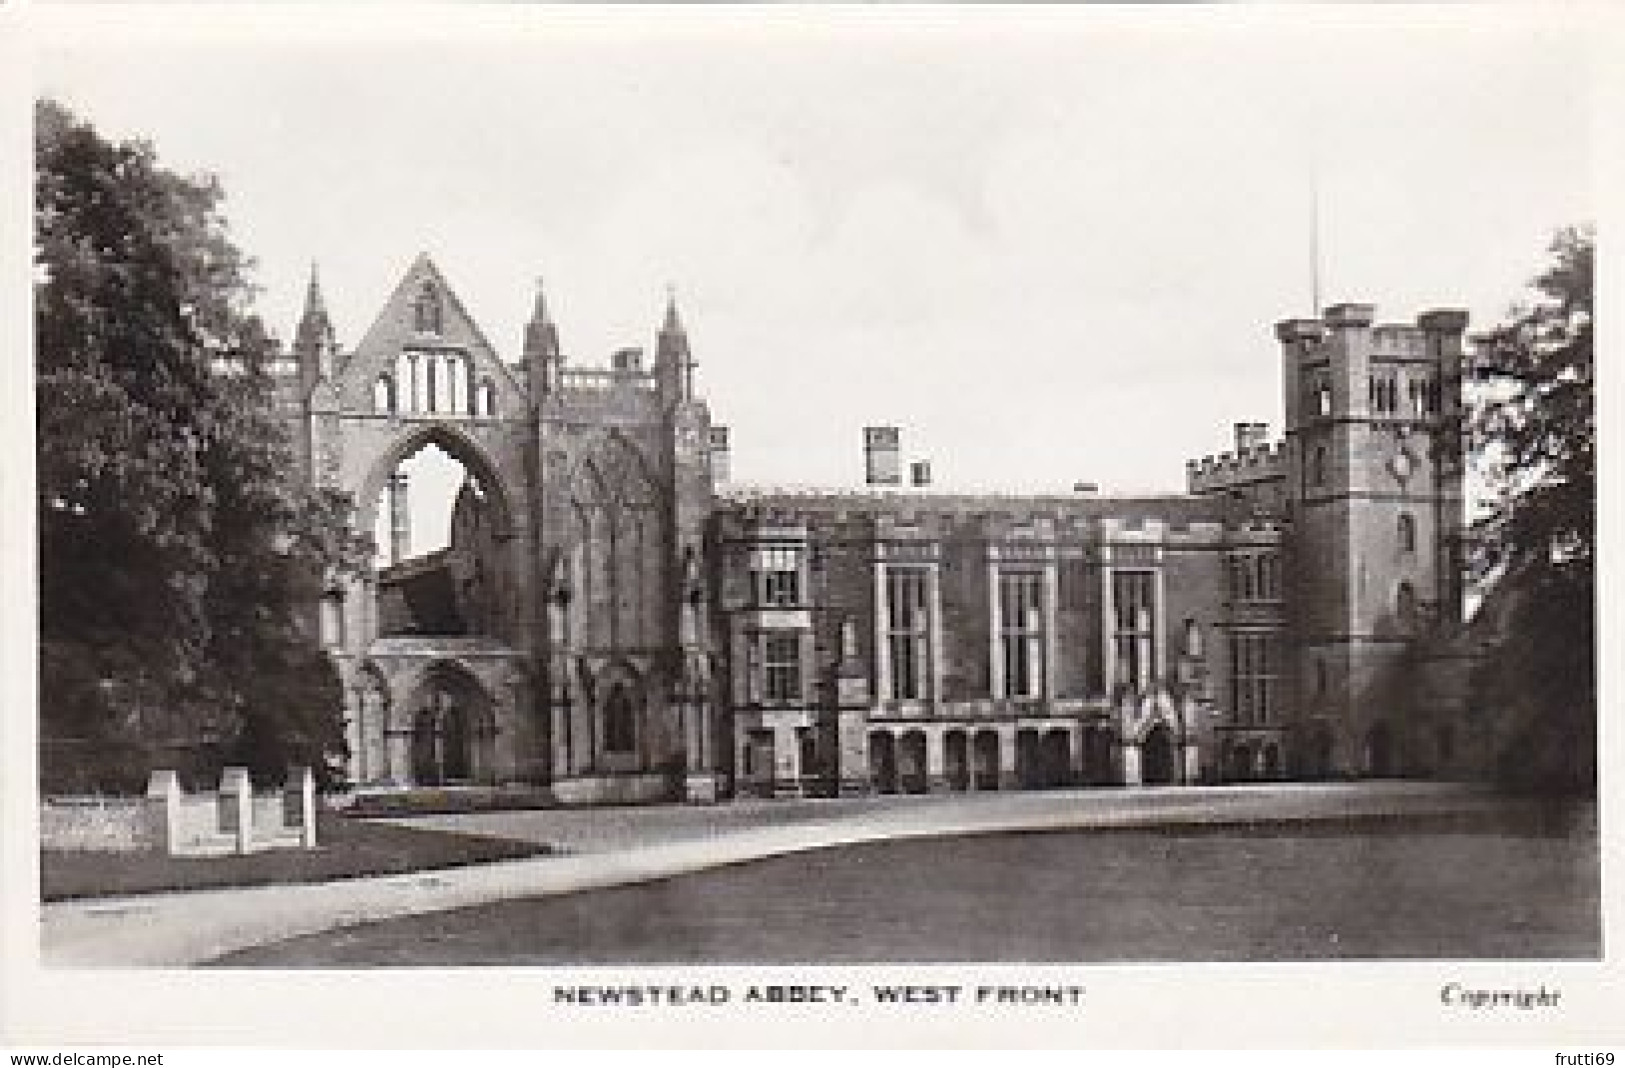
[279,256,1479,804]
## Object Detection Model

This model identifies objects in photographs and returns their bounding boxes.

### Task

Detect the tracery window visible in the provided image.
[886,567,932,701]
[1112,569,1156,691]
[414,282,443,335]
[997,570,1045,698]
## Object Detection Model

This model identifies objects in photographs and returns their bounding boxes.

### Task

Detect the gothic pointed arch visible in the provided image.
[356,421,515,543]
[401,658,497,786]
[562,430,669,654]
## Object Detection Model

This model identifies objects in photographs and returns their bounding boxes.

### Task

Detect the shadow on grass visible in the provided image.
[41,812,552,902]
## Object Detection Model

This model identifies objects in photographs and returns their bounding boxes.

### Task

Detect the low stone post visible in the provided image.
[1182,744,1202,785]
[219,766,253,855]
[288,765,318,848]
[1120,743,1143,787]
[144,770,182,855]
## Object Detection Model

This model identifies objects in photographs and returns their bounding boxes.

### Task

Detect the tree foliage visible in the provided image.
[36,99,369,792]
[1469,226,1594,795]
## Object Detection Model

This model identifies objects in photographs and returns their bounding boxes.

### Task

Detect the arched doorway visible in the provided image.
[406,663,492,786]
[1041,729,1073,788]
[944,731,969,791]
[1366,721,1395,777]
[899,730,928,793]
[1142,723,1177,785]
[870,732,897,794]
[1016,728,1041,789]
[1082,727,1115,786]
[972,731,1000,790]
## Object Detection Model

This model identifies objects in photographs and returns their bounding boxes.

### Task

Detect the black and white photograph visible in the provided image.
[2,1,1616,1051]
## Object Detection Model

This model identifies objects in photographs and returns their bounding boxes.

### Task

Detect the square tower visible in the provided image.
[1278,303,1468,777]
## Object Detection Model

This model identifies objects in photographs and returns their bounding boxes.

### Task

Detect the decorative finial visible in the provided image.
[303,260,328,320]
[531,275,551,324]
[662,283,683,334]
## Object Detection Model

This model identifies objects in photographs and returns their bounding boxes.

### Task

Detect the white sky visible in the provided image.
[34,6,1593,524]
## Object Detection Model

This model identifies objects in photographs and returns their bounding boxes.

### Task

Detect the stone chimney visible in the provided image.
[1233,422,1270,452]
[864,426,901,486]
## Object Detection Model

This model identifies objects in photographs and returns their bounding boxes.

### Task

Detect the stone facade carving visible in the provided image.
[278,258,1476,803]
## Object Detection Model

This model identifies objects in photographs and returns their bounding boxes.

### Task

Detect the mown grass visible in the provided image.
[41,812,551,902]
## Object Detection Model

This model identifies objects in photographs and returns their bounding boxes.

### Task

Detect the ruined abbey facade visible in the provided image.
[279,255,1481,804]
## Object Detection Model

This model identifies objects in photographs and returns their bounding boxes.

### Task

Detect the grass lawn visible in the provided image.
[41,812,550,902]
[214,804,1599,965]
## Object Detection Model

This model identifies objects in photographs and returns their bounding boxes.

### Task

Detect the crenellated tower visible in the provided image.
[1277,302,1469,777]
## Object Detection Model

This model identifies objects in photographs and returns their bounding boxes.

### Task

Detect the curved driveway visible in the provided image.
[41,781,1506,967]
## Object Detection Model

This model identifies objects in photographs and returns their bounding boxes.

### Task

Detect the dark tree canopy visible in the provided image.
[1469,226,1594,795]
[36,99,369,792]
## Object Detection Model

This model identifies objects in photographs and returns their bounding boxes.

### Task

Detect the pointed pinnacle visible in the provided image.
[662,284,684,335]
[303,260,329,321]
[532,276,551,325]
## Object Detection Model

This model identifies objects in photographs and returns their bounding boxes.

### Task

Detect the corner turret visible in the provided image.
[294,262,338,392]
[655,287,695,402]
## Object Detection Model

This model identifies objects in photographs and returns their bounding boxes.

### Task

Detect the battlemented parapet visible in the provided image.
[1186,439,1288,496]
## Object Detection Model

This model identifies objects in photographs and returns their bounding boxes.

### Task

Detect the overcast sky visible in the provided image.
[34,7,1593,520]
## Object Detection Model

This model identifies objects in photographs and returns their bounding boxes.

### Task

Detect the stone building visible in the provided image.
[279,255,1475,803]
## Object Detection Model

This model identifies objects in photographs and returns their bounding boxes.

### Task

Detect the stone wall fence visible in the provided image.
[41,766,318,856]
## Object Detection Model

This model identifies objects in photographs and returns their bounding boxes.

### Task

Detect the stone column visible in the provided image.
[925,725,949,792]
[927,563,945,707]
[288,766,317,848]
[1182,743,1202,786]
[838,710,872,795]
[344,687,365,785]
[144,770,182,855]
[1042,557,1060,701]
[997,725,1019,790]
[1120,743,1143,787]
[873,559,891,706]
[388,472,411,565]
[1100,559,1116,695]
[988,556,1004,698]
[219,766,253,855]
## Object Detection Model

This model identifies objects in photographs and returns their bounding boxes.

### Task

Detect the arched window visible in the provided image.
[1312,446,1328,487]
[1315,660,1329,697]
[444,354,464,414]
[1398,513,1416,553]
[479,377,496,418]
[1396,581,1417,627]
[603,683,636,754]
[1182,618,1203,658]
[414,282,443,334]
[1316,384,1333,417]
[373,373,396,414]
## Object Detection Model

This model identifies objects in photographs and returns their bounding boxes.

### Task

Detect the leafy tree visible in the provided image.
[35,99,368,792]
[1469,226,1594,795]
